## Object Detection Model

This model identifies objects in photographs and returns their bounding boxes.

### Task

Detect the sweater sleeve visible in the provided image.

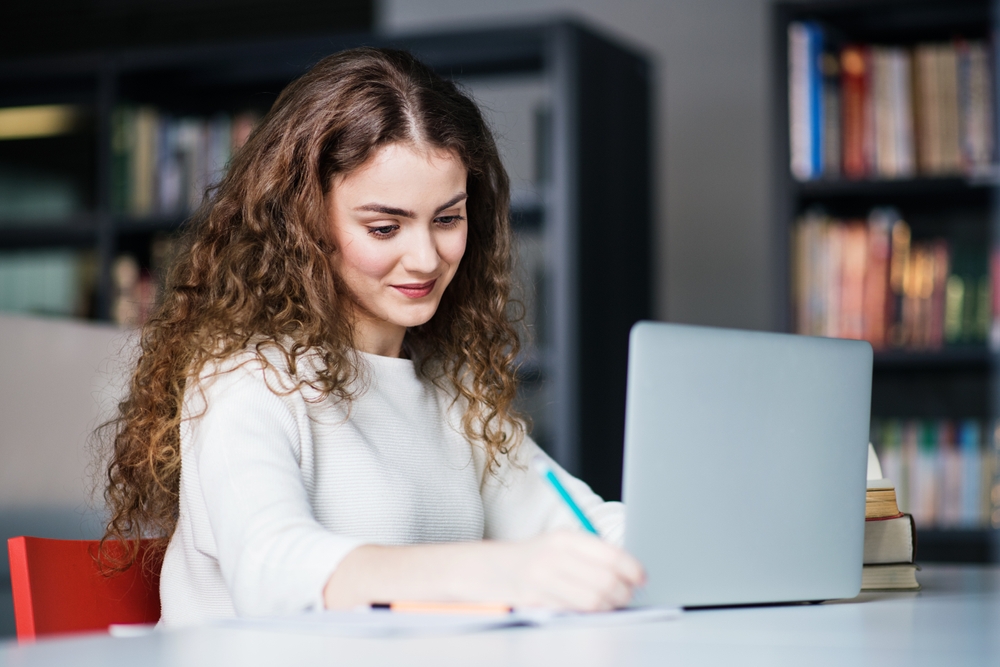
[186,362,363,617]
[479,434,626,546]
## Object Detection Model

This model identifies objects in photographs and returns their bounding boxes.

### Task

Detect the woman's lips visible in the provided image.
[392,279,436,299]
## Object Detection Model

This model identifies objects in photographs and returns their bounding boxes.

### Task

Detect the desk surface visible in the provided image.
[2,565,998,667]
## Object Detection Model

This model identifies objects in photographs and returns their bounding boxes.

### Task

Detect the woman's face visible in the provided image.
[327,142,468,356]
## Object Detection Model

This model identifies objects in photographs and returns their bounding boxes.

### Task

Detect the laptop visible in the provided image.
[622,321,872,607]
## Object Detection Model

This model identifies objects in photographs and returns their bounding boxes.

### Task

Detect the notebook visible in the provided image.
[622,321,872,607]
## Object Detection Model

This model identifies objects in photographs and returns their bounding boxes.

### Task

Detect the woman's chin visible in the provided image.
[388,302,442,329]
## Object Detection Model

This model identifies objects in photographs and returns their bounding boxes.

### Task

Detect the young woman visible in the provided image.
[102,47,644,626]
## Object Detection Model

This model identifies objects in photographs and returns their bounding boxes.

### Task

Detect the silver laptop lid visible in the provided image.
[622,321,872,607]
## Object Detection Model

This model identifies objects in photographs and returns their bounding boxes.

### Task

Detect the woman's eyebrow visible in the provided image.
[434,192,468,214]
[353,192,467,218]
[354,203,417,218]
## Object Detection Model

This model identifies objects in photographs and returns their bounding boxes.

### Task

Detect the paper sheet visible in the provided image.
[214,606,681,638]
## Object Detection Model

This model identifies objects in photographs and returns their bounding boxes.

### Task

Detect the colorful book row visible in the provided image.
[791,208,992,350]
[871,418,999,529]
[111,107,259,218]
[789,22,995,181]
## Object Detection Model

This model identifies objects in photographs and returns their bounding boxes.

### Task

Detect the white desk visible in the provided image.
[2,565,998,666]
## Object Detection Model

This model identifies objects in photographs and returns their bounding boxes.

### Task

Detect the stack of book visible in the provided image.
[792,208,991,350]
[872,419,998,530]
[111,107,259,218]
[788,22,996,181]
[863,478,919,591]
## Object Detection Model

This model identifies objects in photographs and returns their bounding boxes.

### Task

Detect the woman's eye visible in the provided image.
[367,225,399,238]
[436,215,465,227]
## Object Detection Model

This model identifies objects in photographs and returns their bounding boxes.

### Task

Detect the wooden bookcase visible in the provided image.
[774,0,1000,562]
[0,20,652,501]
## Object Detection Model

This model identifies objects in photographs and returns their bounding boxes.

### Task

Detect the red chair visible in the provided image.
[7,536,162,641]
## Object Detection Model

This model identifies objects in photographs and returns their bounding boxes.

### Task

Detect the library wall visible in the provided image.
[380,0,779,331]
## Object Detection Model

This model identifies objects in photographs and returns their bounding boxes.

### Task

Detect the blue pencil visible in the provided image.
[533,455,600,536]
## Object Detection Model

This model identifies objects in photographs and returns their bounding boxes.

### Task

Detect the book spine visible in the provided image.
[840,221,867,339]
[938,44,962,173]
[872,47,893,177]
[841,46,868,179]
[824,219,843,337]
[987,425,999,529]
[863,212,891,348]
[893,48,916,177]
[888,216,910,347]
[992,248,1000,350]
[939,421,960,525]
[928,240,949,350]
[821,48,842,177]
[808,22,825,178]
[914,45,937,174]
[789,22,814,180]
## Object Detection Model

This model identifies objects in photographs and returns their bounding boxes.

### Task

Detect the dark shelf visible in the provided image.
[917,528,998,563]
[114,215,189,236]
[779,0,991,43]
[873,347,992,369]
[794,175,995,197]
[790,178,995,225]
[0,220,99,249]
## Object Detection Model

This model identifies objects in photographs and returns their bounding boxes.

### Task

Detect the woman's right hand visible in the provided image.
[325,530,646,612]
[486,529,646,611]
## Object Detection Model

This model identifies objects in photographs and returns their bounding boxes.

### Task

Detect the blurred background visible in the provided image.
[1,0,999,636]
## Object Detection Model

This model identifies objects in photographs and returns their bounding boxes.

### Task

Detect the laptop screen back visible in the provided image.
[622,321,872,607]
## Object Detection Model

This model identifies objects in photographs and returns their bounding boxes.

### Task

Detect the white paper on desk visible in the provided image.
[216,606,680,638]
[525,606,681,628]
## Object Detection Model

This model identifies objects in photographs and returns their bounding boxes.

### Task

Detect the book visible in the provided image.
[862,563,921,591]
[937,45,963,174]
[864,514,915,564]
[871,47,915,178]
[820,49,842,177]
[958,41,995,174]
[866,479,902,519]
[840,45,868,179]
[788,22,816,181]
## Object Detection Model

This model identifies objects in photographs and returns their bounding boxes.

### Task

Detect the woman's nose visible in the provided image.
[402,227,440,274]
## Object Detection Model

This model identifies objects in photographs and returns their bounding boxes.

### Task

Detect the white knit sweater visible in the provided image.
[159,348,624,626]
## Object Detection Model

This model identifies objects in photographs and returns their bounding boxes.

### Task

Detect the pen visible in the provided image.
[532,455,600,536]
[370,601,513,615]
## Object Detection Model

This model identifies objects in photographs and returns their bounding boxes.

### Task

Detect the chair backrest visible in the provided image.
[7,536,162,640]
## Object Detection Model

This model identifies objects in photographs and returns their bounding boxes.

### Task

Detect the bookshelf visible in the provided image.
[0,21,652,500]
[774,0,1000,562]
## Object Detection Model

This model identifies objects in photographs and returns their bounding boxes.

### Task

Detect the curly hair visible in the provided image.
[100,47,524,568]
